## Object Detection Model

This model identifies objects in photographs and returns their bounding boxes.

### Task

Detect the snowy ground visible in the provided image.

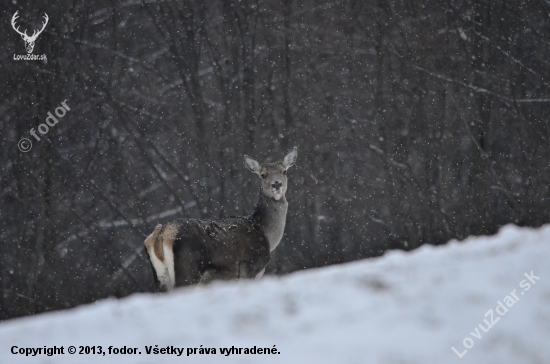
[1,224,549,364]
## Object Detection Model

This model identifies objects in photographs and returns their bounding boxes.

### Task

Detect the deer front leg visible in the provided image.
[198,266,238,286]
[238,260,268,280]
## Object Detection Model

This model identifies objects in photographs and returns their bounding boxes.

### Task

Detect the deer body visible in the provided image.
[145,147,297,291]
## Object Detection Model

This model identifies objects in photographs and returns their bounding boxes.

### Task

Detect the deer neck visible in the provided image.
[252,191,288,252]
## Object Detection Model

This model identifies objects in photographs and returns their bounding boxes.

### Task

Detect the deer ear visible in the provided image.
[244,155,261,175]
[283,146,298,169]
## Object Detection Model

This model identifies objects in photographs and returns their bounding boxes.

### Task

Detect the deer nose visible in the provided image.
[272,181,282,190]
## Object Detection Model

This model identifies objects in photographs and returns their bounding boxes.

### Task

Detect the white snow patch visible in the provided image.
[1,224,549,363]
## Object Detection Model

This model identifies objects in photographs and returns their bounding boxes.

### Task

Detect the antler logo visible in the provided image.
[11,11,49,54]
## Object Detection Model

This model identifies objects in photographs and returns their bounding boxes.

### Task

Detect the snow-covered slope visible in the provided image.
[1,225,549,364]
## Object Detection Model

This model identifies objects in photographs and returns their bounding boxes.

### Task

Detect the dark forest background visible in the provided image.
[1,0,549,320]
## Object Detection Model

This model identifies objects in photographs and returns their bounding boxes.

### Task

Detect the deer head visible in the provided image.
[244,147,298,201]
[11,11,49,54]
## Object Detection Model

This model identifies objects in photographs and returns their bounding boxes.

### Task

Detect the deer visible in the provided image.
[11,11,49,54]
[144,147,298,292]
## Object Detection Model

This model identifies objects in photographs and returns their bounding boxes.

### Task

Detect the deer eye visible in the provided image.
[283,170,287,175]
[261,173,267,178]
